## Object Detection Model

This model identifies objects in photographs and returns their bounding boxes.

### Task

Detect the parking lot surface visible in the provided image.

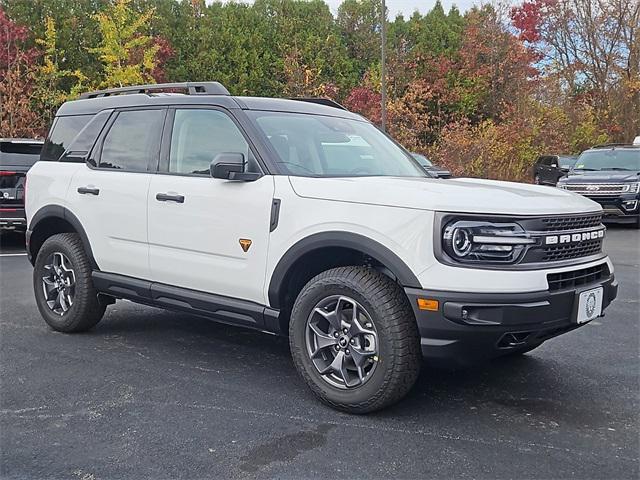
[1,227,638,479]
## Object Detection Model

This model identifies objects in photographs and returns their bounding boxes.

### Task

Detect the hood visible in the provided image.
[561,171,640,183]
[289,176,601,215]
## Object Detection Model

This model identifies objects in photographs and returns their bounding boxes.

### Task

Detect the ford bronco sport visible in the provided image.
[26,82,618,413]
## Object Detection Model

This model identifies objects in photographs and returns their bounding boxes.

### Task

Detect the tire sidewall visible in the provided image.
[33,235,90,331]
[290,277,400,407]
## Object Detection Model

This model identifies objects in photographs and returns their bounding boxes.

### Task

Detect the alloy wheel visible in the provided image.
[41,252,76,315]
[305,295,379,389]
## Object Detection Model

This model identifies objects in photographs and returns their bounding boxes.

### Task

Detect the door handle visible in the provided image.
[77,186,100,195]
[156,193,185,203]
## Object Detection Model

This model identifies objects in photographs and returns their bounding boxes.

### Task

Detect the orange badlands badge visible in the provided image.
[239,239,252,252]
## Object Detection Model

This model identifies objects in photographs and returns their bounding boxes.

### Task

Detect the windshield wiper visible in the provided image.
[605,167,632,171]
[573,168,598,171]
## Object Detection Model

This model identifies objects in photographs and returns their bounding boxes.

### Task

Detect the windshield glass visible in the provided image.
[247,111,426,177]
[558,156,577,168]
[573,149,640,171]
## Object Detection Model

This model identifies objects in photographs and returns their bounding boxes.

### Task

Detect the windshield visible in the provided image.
[411,153,433,167]
[247,111,426,177]
[558,156,577,168]
[573,149,640,171]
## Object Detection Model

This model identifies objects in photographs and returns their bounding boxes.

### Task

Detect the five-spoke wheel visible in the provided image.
[306,295,378,388]
[41,252,76,315]
[34,233,105,332]
[290,266,421,413]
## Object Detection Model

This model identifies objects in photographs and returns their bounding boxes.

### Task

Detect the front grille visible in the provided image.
[540,213,602,231]
[541,239,603,261]
[564,184,629,195]
[518,213,605,264]
[547,263,608,291]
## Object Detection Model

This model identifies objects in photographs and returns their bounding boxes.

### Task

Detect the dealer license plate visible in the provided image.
[576,287,603,324]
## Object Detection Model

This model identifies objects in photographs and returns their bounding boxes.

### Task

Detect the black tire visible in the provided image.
[289,266,421,413]
[33,233,105,333]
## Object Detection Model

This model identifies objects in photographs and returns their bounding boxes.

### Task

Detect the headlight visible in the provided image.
[628,182,640,194]
[442,220,536,264]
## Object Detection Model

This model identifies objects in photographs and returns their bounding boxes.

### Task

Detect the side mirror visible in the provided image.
[210,152,260,181]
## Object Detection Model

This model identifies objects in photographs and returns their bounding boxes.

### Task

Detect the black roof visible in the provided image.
[57,82,364,121]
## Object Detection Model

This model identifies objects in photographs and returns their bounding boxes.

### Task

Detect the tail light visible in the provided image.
[0,171,17,176]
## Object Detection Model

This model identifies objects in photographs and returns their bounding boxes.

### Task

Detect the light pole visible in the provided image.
[380,0,387,131]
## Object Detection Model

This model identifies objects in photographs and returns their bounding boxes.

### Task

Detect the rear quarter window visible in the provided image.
[40,115,93,162]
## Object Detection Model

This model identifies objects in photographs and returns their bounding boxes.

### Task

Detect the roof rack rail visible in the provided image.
[291,97,348,110]
[591,143,634,149]
[79,81,230,99]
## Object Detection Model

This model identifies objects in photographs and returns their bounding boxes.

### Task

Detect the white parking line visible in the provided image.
[0,253,27,257]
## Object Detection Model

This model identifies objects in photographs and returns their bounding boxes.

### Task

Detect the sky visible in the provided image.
[323,0,478,17]
[215,1,480,17]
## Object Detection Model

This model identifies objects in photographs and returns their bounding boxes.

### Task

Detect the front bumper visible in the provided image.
[405,273,617,366]
[585,195,639,223]
[0,207,26,230]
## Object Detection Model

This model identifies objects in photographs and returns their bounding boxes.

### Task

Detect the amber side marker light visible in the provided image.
[417,298,439,311]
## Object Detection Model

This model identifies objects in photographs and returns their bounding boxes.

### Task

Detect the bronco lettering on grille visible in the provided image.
[544,228,605,245]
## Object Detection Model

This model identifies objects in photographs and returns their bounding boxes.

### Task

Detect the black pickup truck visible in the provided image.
[557,143,640,227]
[0,138,43,232]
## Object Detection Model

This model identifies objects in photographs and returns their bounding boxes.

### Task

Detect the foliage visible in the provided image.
[2,0,633,183]
[33,17,87,127]
[90,0,160,87]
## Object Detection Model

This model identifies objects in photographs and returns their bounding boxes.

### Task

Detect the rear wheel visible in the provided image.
[33,233,105,333]
[289,266,421,413]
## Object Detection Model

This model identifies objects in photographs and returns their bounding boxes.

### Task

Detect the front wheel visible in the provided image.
[289,266,421,413]
[33,233,105,333]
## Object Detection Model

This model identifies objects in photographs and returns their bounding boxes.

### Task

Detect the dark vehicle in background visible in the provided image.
[557,144,640,227]
[411,153,452,178]
[0,139,43,232]
[532,154,577,185]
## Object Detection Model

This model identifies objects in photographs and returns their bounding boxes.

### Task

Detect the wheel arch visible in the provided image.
[28,205,98,269]
[268,231,420,314]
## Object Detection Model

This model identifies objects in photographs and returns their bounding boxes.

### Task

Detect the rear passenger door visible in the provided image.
[69,108,166,279]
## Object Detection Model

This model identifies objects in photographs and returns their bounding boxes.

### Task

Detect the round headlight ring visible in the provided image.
[451,227,472,257]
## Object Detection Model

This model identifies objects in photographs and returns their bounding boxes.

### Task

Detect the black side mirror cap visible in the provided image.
[210,153,260,181]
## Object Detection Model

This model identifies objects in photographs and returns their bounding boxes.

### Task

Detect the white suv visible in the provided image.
[26,82,618,413]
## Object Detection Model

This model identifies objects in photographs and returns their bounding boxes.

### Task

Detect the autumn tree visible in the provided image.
[90,0,160,88]
[33,17,87,127]
[0,8,44,137]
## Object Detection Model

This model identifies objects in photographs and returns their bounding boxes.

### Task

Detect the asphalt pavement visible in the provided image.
[1,227,638,479]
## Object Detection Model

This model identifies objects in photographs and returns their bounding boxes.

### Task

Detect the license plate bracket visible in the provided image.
[575,286,603,324]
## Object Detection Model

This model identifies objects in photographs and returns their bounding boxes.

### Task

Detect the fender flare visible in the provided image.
[267,231,421,308]
[28,205,98,269]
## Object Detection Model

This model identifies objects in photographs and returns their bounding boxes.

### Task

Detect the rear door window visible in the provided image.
[40,115,92,162]
[98,109,165,172]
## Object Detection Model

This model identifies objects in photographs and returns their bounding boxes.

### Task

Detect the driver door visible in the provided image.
[147,107,274,305]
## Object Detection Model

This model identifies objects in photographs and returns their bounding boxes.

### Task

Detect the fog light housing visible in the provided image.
[622,200,638,211]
